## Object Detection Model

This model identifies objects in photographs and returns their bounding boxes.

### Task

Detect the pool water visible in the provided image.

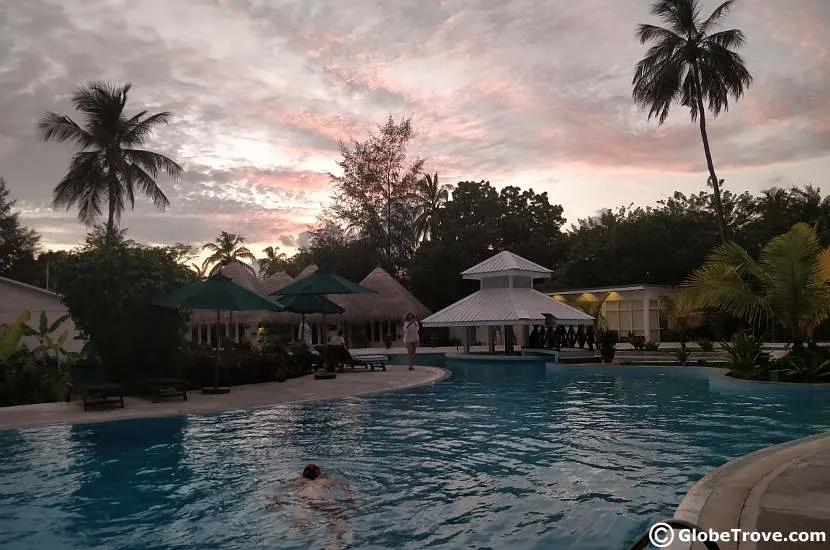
[1,363,829,549]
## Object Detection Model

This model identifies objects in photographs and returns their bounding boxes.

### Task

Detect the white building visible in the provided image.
[0,275,85,352]
[547,285,672,343]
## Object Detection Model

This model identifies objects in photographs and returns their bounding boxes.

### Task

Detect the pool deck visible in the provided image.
[674,431,830,550]
[0,365,448,431]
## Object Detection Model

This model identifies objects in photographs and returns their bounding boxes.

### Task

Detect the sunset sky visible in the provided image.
[1,0,828,262]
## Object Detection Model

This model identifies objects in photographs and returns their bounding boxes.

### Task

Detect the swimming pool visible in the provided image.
[2,362,829,549]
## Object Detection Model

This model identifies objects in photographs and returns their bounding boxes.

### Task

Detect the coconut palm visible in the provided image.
[413,172,452,244]
[683,223,830,349]
[660,289,704,341]
[201,231,257,276]
[633,0,752,242]
[37,82,181,240]
[258,245,288,277]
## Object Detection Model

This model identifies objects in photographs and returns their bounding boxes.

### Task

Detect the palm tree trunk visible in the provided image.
[106,165,118,243]
[693,62,730,243]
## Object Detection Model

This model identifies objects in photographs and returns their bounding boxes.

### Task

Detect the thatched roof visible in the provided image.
[295,264,319,280]
[332,267,430,323]
[217,262,261,292]
[260,271,294,295]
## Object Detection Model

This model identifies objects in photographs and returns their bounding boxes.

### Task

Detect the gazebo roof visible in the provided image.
[332,267,430,322]
[421,288,593,327]
[216,262,261,292]
[461,251,552,280]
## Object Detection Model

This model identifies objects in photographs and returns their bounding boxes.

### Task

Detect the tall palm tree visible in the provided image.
[201,231,257,276]
[684,223,830,349]
[38,82,181,240]
[258,245,288,277]
[633,0,752,242]
[413,172,452,244]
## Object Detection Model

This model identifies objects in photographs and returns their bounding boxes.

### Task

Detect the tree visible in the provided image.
[38,81,182,240]
[0,176,40,281]
[306,218,379,283]
[258,245,289,277]
[328,115,425,275]
[633,0,752,242]
[56,240,197,381]
[684,223,830,349]
[413,172,452,244]
[201,231,257,276]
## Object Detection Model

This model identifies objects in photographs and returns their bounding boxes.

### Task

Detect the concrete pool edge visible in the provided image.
[0,365,451,431]
[673,431,830,549]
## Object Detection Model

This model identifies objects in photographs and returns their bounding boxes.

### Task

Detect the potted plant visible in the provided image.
[383,334,394,349]
[599,330,618,363]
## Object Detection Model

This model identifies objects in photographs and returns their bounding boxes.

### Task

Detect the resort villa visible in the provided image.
[186,263,431,349]
[547,285,671,343]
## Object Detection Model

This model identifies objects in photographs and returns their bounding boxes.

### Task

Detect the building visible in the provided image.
[422,251,593,353]
[0,275,85,352]
[547,285,672,343]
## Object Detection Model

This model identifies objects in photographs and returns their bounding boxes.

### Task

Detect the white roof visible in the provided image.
[461,251,552,280]
[421,288,593,327]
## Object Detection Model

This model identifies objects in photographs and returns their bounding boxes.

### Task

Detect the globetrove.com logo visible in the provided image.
[648,522,827,547]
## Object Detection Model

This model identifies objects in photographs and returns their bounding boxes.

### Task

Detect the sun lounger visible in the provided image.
[66,360,125,411]
[320,345,388,372]
[134,369,188,403]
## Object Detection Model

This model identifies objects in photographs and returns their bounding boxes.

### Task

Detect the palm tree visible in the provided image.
[413,172,452,244]
[201,231,257,276]
[190,263,208,279]
[683,223,830,349]
[659,288,703,342]
[258,245,288,277]
[633,0,752,242]
[38,82,181,240]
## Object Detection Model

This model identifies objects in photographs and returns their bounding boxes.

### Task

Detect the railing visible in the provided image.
[627,519,721,550]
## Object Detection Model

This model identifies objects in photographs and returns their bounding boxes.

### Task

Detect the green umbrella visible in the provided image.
[270,268,375,374]
[276,294,345,353]
[154,274,284,393]
[269,268,377,296]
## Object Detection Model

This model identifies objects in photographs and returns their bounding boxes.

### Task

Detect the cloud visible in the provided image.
[0,0,828,255]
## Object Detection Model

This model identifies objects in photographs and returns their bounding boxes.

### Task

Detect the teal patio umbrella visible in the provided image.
[155,273,285,394]
[271,268,375,371]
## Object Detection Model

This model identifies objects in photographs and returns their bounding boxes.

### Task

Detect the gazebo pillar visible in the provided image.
[521,325,529,349]
[488,326,496,354]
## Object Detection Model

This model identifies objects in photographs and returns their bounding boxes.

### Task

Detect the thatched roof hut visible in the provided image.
[217,262,261,292]
[333,267,430,323]
[260,271,294,295]
[295,263,319,280]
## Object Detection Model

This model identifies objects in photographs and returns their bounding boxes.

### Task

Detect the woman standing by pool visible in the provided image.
[402,312,419,370]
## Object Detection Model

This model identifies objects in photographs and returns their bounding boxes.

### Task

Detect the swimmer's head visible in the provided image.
[302,463,321,480]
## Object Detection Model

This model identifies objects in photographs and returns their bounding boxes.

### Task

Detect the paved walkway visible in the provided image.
[0,365,448,431]
[674,432,830,550]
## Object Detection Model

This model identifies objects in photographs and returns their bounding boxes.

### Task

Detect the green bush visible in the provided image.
[784,348,830,382]
[55,240,196,383]
[643,340,660,352]
[720,333,763,378]
[672,342,693,365]
[696,339,714,352]
[0,314,67,406]
[627,332,646,351]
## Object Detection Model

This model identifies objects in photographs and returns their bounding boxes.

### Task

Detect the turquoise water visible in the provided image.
[1,363,829,549]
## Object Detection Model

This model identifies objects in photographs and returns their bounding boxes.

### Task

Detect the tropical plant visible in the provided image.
[413,172,452,244]
[660,289,704,342]
[37,82,181,240]
[628,332,646,350]
[201,231,257,276]
[720,332,762,377]
[644,340,660,352]
[258,245,289,277]
[633,0,752,241]
[567,293,612,338]
[598,330,619,362]
[0,311,31,362]
[786,350,830,383]
[21,311,71,362]
[684,223,830,350]
[672,342,693,365]
[190,263,209,278]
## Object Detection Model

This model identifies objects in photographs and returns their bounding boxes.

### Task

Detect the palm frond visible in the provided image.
[122,148,182,179]
[122,112,173,146]
[699,0,735,33]
[126,163,171,210]
[37,113,96,147]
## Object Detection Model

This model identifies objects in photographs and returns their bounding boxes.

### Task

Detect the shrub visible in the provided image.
[672,342,693,365]
[784,348,830,383]
[383,334,394,348]
[0,314,66,406]
[720,333,763,378]
[696,339,714,352]
[599,330,618,362]
[628,332,646,351]
[643,341,660,352]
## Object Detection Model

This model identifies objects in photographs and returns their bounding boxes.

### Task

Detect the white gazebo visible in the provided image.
[421,251,593,354]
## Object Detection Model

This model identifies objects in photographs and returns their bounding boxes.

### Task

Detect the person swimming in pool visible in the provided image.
[269,464,352,549]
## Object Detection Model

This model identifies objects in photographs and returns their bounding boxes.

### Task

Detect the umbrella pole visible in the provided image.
[323,312,328,372]
[215,309,221,389]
